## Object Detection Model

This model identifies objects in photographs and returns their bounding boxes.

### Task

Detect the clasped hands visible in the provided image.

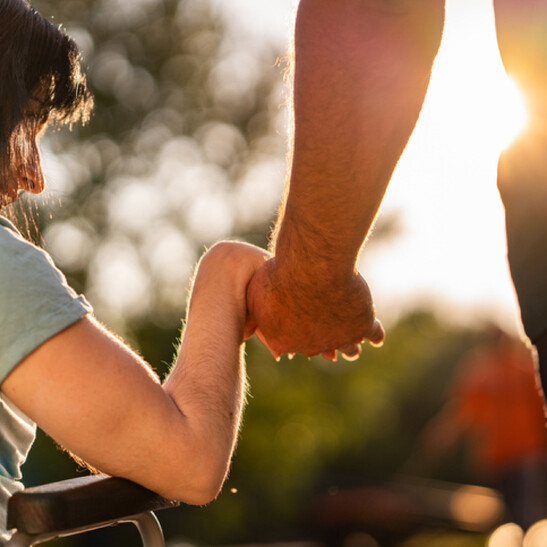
[244,254,385,361]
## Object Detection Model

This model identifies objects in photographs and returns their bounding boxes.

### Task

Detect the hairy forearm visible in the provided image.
[273,0,444,279]
[164,315,246,473]
[162,247,249,498]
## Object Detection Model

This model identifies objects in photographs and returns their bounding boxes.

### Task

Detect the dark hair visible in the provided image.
[0,0,94,207]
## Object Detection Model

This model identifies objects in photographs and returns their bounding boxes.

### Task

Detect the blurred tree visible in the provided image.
[16,0,287,333]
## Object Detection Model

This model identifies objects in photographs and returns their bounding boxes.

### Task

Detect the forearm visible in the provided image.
[163,319,246,490]
[274,0,445,279]
[0,314,239,505]
[1,243,263,505]
[163,246,249,497]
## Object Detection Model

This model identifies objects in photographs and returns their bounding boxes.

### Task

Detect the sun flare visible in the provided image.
[425,0,530,160]
[363,0,528,332]
[486,76,529,153]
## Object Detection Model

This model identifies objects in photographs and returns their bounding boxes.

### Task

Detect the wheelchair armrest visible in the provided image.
[7,474,179,536]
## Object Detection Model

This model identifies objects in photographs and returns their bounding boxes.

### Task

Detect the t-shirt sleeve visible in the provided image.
[0,219,93,383]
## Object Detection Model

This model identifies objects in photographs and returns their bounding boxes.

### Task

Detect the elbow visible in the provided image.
[156,447,232,506]
[187,484,225,507]
[179,464,228,506]
[148,393,240,504]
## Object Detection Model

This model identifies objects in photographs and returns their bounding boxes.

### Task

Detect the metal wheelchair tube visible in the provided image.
[122,512,165,547]
[5,511,165,547]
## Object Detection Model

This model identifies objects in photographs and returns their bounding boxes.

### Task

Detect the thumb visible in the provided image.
[243,317,257,340]
[255,328,283,361]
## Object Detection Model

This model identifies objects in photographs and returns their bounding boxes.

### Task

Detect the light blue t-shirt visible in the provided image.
[0,216,93,541]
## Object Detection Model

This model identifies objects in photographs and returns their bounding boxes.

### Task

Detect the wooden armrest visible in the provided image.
[7,475,179,536]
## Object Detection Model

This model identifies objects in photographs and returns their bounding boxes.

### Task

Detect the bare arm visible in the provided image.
[247,0,445,359]
[1,242,267,504]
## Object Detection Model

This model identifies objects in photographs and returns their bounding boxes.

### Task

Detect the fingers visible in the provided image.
[327,320,385,362]
[339,342,362,362]
[251,328,382,364]
[323,318,385,361]
[243,318,257,340]
[366,318,385,347]
[321,350,337,361]
[255,328,283,361]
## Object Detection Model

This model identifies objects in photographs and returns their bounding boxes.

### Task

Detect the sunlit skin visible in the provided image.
[247,0,547,369]
[2,235,270,503]
[0,0,299,513]
[13,3,535,365]
[247,0,444,360]
[3,94,271,503]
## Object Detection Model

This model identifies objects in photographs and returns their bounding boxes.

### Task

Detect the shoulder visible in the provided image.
[0,216,48,266]
[0,216,27,250]
[0,216,71,291]
[0,216,93,382]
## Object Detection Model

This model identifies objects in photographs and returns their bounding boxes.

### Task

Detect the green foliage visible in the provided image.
[23,311,485,546]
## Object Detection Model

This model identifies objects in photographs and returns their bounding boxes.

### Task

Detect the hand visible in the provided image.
[191,242,270,334]
[245,257,385,360]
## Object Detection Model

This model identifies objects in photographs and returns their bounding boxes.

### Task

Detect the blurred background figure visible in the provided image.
[418,325,547,530]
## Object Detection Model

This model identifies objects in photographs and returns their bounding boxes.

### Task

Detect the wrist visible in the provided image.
[188,275,246,340]
[262,258,357,308]
[274,224,358,288]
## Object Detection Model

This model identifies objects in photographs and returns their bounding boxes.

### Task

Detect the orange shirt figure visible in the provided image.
[448,327,547,528]
[453,332,546,475]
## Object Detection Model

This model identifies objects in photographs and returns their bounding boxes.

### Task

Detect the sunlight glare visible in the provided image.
[360,0,526,333]
[491,77,528,152]
[426,0,530,159]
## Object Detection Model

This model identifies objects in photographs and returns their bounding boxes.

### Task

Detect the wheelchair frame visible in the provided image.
[6,474,179,546]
